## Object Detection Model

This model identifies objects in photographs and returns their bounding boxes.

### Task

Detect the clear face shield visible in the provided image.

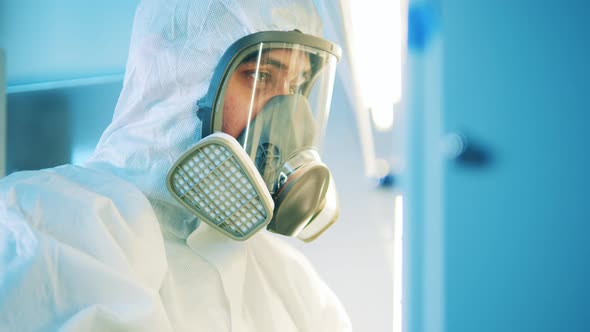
[168,31,341,241]
[217,41,337,191]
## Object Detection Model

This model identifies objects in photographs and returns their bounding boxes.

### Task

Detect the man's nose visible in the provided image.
[278,79,292,95]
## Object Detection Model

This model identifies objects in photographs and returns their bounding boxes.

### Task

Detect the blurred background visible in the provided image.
[1,0,589,331]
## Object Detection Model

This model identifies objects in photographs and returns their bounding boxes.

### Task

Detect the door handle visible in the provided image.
[442,132,492,167]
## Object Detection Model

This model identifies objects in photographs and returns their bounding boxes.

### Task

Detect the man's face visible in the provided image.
[221,48,312,138]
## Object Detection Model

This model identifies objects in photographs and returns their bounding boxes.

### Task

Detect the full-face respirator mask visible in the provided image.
[167,31,341,241]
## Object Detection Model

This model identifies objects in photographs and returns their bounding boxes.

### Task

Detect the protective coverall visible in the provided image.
[0,0,352,331]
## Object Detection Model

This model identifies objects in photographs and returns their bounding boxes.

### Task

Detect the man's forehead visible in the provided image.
[250,48,311,72]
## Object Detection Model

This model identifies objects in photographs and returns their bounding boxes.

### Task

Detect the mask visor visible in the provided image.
[212,41,338,193]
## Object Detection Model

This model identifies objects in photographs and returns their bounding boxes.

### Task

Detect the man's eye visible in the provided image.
[249,71,271,83]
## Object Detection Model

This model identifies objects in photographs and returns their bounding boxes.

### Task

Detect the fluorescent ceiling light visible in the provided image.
[346,0,402,131]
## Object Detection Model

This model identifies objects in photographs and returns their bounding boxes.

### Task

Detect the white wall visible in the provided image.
[287,72,398,332]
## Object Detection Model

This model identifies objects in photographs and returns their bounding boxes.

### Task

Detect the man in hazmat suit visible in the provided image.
[0,0,351,331]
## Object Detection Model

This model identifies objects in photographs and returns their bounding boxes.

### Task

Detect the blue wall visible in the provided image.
[1,1,137,86]
[1,1,137,171]
[443,1,590,330]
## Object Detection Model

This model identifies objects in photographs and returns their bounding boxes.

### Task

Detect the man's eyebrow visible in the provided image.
[264,58,287,70]
[242,57,287,71]
[263,58,312,78]
[243,54,312,78]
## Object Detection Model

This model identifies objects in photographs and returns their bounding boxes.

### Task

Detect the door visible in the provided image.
[404,1,590,331]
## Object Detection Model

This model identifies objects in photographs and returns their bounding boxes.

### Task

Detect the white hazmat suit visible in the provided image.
[0,0,352,331]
